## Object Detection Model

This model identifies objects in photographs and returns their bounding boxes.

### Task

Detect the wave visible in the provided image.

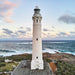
[17,42,32,45]
[0,49,32,56]
[48,42,67,44]
[43,48,75,55]
[0,48,58,56]
[43,48,60,54]
[0,48,75,57]
[58,50,75,55]
[64,52,75,55]
[0,48,75,56]
[0,50,15,53]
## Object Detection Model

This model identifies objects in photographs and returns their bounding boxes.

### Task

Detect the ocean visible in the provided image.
[0,40,75,56]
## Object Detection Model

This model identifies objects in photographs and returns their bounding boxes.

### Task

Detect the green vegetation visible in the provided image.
[0,57,5,63]
[0,62,18,72]
[43,56,52,63]
[55,60,75,75]
[45,58,52,63]
[0,54,75,75]
[0,54,32,72]
[0,63,6,67]
[7,54,32,61]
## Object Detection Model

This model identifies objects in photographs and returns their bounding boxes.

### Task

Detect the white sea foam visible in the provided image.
[0,50,32,56]
[0,48,59,56]
[43,48,60,54]
[0,48,75,56]
[62,51,75,55]
[48,42,67,44]
[17,42,32,45]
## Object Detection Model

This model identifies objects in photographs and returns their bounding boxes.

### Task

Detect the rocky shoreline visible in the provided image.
[7,52,75,64]
[0,52,75,74]
[43,52,75,64]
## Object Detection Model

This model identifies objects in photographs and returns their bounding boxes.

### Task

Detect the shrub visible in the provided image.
[7,54,32,61]
[0,63,6,67]
[45,58,52,63]
[55,61,75,75]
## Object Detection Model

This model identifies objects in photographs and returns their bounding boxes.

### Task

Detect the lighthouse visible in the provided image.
[31,6,44,70]
[11,6,52,75]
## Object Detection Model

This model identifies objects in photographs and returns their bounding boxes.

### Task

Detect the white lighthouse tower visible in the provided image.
[31,6,44,70]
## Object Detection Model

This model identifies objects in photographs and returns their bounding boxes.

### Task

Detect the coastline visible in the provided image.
[5,52,75,64]
[0,49,75,57]
[0,52,75,74]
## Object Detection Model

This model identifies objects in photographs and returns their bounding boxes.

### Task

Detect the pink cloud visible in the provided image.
[0,0,20,23]
[6,10,14,16]
[5,17,13,23]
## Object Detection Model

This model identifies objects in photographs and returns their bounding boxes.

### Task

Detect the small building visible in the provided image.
[5,59,12,63]
[49,62,57,74]
[0,71,12,75]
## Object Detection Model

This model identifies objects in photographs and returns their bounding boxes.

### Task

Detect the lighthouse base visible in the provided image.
[31,60,44,70]
[11,60,53,75]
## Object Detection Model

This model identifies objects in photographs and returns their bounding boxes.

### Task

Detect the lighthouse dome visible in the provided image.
[33,6,42,18]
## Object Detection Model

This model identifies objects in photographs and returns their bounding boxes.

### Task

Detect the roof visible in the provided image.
[5,59,12,62]
[35,6,39,9]
[49,62,57,73]
[11,61,53,75]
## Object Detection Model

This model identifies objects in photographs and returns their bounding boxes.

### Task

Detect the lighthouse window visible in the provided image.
[39,20,41,22]
[36,19,38,23]
[36,57,38,59]
[33,20,35,22]
[36,38,38,40]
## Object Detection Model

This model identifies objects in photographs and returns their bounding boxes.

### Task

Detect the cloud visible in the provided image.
[58,14,75,24]
[3,28,13,35]
[1,28,75,40]
[43,28,54,32]
[20,27,24,29]
[52,26,55,29]
[0,0,19,23]
[42,31,57,38]
[2,28,26,38]
[15,30,27,38]
[4,17,13,23]
[26,27,31,31]
[57,32,70,37]
[43,28,49,31]
[70,31,75,34]
[18,30,26,34]
[58,32,66,35]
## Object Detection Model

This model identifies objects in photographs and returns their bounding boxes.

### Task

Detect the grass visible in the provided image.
[0,62,18,72]
[55,60,75,75]
[7,54,32,61]
[0,54,32,72]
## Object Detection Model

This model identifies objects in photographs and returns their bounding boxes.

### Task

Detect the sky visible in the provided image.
[0,0,75,40]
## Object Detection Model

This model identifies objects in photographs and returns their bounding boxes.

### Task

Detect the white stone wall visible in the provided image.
[31,60,43,69]
[32,23,42,60]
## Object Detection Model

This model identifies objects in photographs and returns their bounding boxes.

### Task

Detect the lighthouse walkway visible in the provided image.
[11,60,53,75]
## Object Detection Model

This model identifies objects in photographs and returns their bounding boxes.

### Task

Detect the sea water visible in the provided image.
[0,40,75,56]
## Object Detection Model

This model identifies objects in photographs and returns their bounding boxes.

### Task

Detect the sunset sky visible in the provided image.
[0,0,75,40]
